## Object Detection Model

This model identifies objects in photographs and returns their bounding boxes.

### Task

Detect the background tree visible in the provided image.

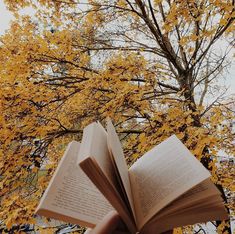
[0,0,234,233]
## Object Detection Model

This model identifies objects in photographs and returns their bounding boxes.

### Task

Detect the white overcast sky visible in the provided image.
[0,0,234,97]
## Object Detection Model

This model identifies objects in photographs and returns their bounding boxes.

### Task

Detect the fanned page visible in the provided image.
[106,118,136,221]
[78,122,119,189]
[145,178,227,232]
[129,135,211,229]
[36,141,113,227]
[153,178,222,220]
[78,122,137,234]
[142,204,227,234]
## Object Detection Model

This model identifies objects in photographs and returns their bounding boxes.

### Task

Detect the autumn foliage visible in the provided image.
[0,0,234,233]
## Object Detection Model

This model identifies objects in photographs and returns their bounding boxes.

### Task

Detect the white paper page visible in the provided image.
[36,141,113,225]
[78,122,119,189]
[107,118,136,220]
[129,135,211,229]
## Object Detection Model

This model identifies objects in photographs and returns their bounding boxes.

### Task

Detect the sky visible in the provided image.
[0,0,13,35]
[0,0,234,97]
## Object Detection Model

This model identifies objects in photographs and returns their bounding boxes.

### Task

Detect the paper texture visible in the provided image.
[78,122,119,189]
[129,135,211,228]
[78,123,137,233]
[142,205,227,234]
[155,178,221,219]
[36,141,113,225]
[107,118,136,220]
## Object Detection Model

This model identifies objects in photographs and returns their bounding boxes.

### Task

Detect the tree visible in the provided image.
[0,0,234,233]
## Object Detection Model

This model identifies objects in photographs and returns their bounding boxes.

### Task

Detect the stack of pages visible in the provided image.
[36,119,227,234]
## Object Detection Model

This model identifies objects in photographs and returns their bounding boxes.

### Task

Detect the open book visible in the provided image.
[36,119,227,234]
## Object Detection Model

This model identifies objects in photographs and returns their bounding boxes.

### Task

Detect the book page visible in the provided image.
[36,141,113,227]
[78,122,137,233]
[153,179,221,219]
[142,204,228,234]
[129,135,211,229]
[106,118,136,220]
[78,122,119,189]
[154,194,223,222]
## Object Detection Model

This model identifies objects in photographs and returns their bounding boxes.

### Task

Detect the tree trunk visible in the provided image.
[182,85,232,234]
